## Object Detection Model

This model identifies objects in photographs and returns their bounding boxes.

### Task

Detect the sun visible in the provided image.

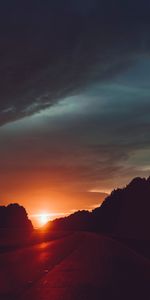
[38,213,50,226]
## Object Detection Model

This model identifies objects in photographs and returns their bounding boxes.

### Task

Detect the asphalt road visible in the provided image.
[0,232,150,300]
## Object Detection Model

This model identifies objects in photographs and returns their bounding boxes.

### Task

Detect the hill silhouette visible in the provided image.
[0,203,33,230]
[47,177,150,239]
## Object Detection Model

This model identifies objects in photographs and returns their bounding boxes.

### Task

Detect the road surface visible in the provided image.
[0,232,150,300]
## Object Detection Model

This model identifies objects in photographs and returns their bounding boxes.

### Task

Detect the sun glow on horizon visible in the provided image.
[30,211,72,228]
[30,213,52,227]
[39,213,50,226]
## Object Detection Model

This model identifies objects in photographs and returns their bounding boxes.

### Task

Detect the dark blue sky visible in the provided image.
[0,0,150,215]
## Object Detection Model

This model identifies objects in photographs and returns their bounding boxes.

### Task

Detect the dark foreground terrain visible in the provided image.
[0,232,150,300]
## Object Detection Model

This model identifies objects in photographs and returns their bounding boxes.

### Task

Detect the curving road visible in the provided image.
[0,232,150,300]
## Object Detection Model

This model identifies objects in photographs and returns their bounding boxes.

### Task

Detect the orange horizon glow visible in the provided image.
[31,213,53,227]
[30,212,69,228]
[0,171,108,213]
[38,213,50,226]
[0,184,107,228]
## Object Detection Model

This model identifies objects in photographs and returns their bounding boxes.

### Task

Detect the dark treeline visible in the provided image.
[1,176,150,239]
[0,203,33,230]
[48,177,150,239]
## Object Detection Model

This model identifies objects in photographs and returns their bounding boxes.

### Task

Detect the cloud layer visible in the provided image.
[0,1,150,214]
[0,0,150,125]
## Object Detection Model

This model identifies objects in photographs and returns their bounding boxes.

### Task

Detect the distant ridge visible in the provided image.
[47,177,150,239]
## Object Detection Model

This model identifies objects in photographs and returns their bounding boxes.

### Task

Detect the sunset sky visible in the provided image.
[0,1,150,225]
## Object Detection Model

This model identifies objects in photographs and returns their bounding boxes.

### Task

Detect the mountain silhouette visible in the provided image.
[47,177,150,239]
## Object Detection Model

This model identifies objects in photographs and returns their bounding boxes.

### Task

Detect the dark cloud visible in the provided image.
[0,1,150,214]
[0,1,150,125]
[1,74,150,194]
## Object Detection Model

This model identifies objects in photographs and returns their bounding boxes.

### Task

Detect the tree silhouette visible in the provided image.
[0,203,33,230]
[47,177,150,239]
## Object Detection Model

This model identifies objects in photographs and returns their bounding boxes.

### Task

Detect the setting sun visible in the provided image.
[38,214,50,226]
